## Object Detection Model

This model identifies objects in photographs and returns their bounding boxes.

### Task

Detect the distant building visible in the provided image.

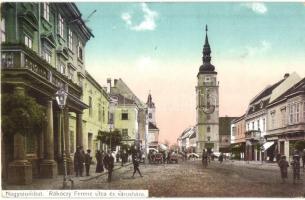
[109,78,148,149]
[178,126,196,153]
[146,92,160,148]
[219,117,238,153]
[230,115,246,159]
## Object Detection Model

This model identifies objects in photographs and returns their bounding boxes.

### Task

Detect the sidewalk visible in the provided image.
[221,159,282,171]
[2,162,132,190]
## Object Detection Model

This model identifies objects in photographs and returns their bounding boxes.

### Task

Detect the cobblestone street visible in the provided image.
[5,160,305,197]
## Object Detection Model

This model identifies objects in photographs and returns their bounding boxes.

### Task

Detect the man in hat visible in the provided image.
[278,155,289,183]
[291,150,301,184]
[85,149,92,176]
[74,146,85,177]
[103,150,114,182]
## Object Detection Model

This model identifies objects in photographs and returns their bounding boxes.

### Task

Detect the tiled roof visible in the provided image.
[271,77,305,103]
[249,79,285,105]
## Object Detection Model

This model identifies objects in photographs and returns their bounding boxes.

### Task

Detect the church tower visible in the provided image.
[147,91,156,125]
[196,25,219,154]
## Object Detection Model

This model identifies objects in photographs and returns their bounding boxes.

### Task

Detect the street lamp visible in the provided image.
[55,87,72,189]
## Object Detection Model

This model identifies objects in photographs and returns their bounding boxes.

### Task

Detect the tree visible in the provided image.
[96,129,122,150]
[294,141,305,152]
[2,93,46,136]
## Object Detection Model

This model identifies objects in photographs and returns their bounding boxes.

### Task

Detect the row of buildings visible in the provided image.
[1,2,159,185]
[231,72,305,162]
[177,26,304,161]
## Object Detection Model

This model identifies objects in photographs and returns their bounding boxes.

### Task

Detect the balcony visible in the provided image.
[245,130,261,141]
[1,44,82,100]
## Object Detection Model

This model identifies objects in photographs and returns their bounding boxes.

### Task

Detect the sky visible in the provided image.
[77,2,305,145]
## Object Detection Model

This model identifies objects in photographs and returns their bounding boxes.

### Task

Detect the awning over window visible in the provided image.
[262,141,275,151]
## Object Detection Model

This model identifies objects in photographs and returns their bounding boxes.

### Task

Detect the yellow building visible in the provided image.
[71,71,109,154]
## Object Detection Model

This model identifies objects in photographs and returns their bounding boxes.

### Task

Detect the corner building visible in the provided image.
[1,2,93,184]
[196,26,220,154]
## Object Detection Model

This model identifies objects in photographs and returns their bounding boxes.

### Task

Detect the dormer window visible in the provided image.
[260,101,264,109]
[252,106,255,112]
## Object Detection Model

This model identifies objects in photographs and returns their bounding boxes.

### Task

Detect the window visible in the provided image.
[232,127,236,136]
[43,3,49,21]
[1,17,5,42]
[43,50,51,64]
[252,122,254,130]
[24,35,32,49]
[149,113,152,119]
[263,118,266,132]
[102,107,105,123]
[89,96,92,117]
[58,14,64,38]
[281,108,286,127]
[207,126,211,133]
[98,104,102,121]
[121,113,128,120]
[288,104,293,125]
[122,129,128,138]
[58,62,65,74]
[257,120,260,130]
[270,112,275,129]
[68,67,74,80]
[68,29,73,50]
[78,41,83,60]
[296,103,300,123]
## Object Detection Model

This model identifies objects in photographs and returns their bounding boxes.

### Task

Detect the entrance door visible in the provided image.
[280,141,284,155]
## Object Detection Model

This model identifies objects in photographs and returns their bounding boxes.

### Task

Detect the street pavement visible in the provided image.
[3,159,305,197]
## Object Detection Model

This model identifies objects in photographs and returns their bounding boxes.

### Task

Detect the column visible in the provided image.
[56,111,62,159]
[40,99,57,178]
[64,107,73,175]
[8,86,32,185]
[76,112,83,148]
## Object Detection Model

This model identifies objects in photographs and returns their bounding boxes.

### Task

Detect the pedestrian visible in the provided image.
[95,150,103,173]
[103,150,114,182]
[202,149,208,168]
[74,146,85,177]
[219,152,224,164]
[278,155,289,183]
[132,152,143,178]
[291,151,301,184]
[85,149,92,176]
[301,149,305,171]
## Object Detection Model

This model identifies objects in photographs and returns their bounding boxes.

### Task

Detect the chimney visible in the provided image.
[284,73,290,79]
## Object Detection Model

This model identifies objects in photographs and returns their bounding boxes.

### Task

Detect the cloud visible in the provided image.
[121,3,158,31]
[242,3,268,14]
[240,40,271,58]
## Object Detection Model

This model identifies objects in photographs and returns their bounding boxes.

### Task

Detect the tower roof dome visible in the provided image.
[198,25,217,75]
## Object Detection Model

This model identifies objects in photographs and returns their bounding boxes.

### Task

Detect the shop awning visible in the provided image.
[262,141,275,151]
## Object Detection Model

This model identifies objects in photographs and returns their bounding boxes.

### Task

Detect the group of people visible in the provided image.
[201,149,224,168]
[73,146,144,182]
[278,149,305,184]
[73,146,92,177]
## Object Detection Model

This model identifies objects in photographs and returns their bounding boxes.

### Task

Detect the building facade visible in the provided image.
[266,78,305,162]
[244,73,301,161]
[1,2,93,184]
[219,117,237,153]
[195,25,219,154]
[230,115,246,159]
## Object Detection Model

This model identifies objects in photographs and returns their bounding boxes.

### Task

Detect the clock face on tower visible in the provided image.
[200,90,215,114]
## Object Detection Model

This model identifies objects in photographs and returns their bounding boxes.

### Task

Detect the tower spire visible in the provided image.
[203,24,211,63]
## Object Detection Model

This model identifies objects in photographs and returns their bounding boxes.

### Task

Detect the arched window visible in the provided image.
[207,126,211,132]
